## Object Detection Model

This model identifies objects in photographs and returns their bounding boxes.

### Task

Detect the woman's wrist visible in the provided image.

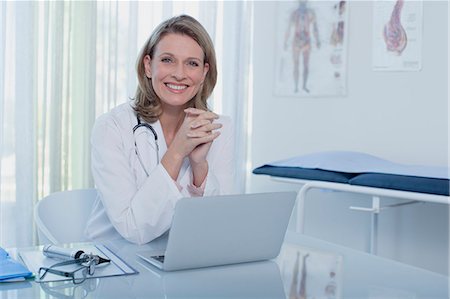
[190,160,208,187]
[161,149,185,181]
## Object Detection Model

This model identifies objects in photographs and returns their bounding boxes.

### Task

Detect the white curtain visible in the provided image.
[0,1,252,247]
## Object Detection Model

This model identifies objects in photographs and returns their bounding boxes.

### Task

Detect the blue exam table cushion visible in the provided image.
[253,151,449,196]
[349,173,449,196]
[268,151,449,180]
[253,166,449,196]
[252,165,356,183]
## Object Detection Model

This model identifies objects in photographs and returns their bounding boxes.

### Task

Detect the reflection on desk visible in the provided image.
[137,260,285,298]
[1,231,448,299]
[39,278,100,299]
[30,260,284,299]
[283,231,448,299]
[277,243,343,298]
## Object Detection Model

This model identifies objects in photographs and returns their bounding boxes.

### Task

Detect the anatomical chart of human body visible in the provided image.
[274,1,348,97]
[372,0,423,71]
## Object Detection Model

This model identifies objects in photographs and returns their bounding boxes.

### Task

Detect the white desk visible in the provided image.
[1,231,448,298]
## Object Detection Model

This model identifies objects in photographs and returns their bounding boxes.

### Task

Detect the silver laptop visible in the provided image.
[136,192,296,271]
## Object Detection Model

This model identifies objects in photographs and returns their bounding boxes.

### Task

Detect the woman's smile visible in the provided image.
[165,83,188,92]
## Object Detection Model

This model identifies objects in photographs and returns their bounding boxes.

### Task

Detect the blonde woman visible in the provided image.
[86,15,235,245]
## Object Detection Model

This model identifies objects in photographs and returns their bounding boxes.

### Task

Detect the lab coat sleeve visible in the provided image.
[203,116,236,195]
[91,115,183,245]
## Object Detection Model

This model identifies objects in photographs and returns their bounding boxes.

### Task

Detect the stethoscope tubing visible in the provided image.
[133,116,159,176]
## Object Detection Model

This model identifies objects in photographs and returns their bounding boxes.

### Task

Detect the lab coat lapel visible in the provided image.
[152,120,166,161]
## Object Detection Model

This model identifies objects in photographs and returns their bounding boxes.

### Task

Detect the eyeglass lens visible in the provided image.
[73,267,88,284]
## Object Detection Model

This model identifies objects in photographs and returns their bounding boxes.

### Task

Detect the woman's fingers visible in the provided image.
[184,108,218,121]
[184,107,208,115]
[172,108,221,155]
[193,131,221,143]
[190,119,210,129]
[187,123,222,138]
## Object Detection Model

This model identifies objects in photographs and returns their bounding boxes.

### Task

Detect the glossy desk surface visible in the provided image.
[1,231,448,299]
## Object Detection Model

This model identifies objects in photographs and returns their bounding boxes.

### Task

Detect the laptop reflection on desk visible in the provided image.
[144,260,286,299]
[136,192,296,271]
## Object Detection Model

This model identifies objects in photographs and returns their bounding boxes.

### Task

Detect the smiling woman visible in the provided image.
[0,2,253,248]
[85,15,236,245]
[135,15,217,123]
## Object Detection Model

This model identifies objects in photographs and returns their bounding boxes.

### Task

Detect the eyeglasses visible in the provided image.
[38,257,96,284]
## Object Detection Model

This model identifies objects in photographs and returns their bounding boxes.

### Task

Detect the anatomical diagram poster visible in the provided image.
[274,1,348,97]
[372,0,423,71]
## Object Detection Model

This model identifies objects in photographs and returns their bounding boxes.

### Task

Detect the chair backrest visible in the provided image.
[35,189,97,245]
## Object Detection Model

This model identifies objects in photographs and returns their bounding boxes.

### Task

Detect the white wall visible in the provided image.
[248,1,448,275]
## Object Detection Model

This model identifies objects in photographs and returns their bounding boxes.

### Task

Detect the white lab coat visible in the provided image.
[85,102,236,244]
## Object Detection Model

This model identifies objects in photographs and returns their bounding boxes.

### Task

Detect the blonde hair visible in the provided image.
[134,15,217,123]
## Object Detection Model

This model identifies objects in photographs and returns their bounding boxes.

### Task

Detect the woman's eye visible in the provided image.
[161,57,172,63]
[188,61,199,67]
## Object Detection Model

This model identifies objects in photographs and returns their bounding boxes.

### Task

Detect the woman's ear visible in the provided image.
[143,55,152,79]
[202,63,209,82]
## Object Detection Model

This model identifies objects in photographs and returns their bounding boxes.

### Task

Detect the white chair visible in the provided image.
[35,188,97,244]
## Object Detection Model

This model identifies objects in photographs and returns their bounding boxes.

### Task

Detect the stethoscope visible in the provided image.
[133,115,159,177]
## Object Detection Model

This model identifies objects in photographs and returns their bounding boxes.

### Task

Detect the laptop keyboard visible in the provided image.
[153,255,165,263]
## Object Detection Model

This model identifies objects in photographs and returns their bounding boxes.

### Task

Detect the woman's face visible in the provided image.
[144,33,209,110]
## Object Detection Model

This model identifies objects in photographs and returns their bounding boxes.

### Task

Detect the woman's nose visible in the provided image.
[172,63,186,80]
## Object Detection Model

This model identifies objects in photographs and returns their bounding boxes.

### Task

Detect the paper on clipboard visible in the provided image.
[19,244,138,283]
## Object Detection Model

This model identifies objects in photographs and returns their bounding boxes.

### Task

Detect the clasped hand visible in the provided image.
[170,107,222,164]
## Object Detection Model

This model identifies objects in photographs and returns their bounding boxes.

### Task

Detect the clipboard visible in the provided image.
[0,247,33,282]
[19,244,138,283]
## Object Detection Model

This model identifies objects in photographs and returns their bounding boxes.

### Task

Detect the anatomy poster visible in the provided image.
[274,1,348,98]
[372,0,423,71]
